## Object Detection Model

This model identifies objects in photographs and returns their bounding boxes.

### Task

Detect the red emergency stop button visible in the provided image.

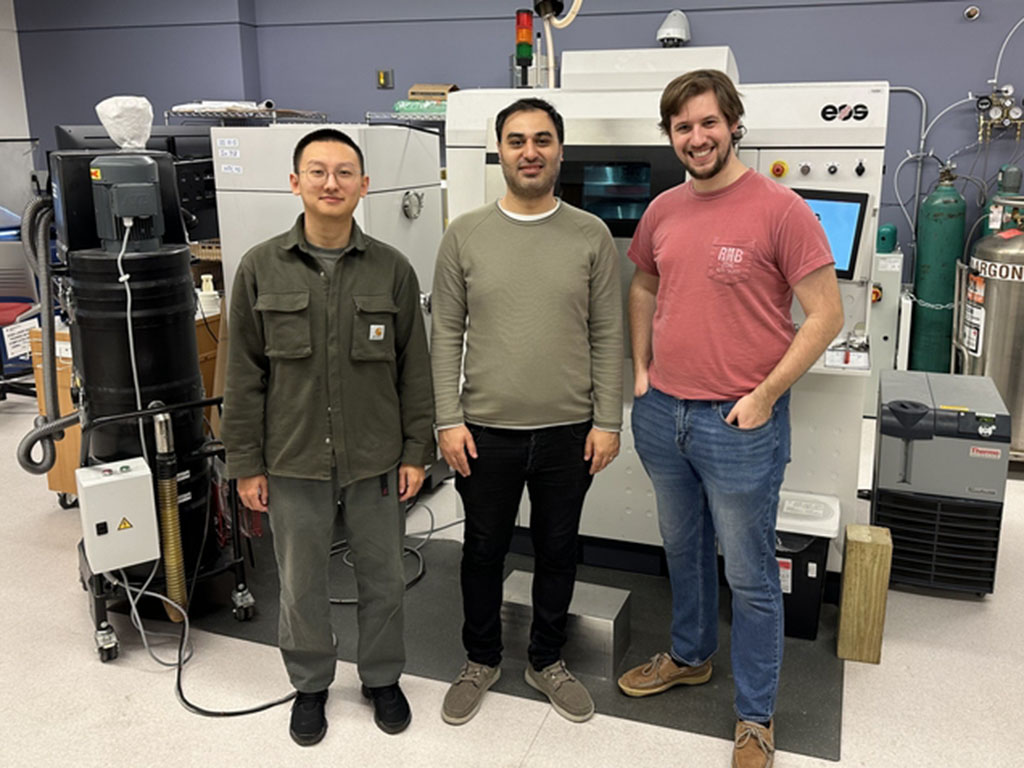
[770,161,788,178]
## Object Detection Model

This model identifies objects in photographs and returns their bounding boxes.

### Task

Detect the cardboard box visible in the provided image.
[407,83,459,101]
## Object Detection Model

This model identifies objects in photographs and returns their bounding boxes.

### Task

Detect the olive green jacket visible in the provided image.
[222,215,434,484]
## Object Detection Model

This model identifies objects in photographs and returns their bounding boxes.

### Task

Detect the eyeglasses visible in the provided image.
[300,167,358,184]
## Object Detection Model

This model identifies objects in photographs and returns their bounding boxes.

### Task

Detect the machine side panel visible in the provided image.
[211,124,440,192]
[561,47,739,91]
[787,372,868,571]
[214,125,439,306]
[214,189,305,305]
[362,127,440,190]
[363,186,443,298]
[446,148,488,222]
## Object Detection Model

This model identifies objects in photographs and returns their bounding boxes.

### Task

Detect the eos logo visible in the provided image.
[820,103,869,122]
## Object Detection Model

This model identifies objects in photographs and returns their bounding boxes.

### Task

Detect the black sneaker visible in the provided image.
[289,689,328,746]
[361,683,411,734]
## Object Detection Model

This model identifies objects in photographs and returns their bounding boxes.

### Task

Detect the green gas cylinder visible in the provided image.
[910,168,965,372]
[981,164,1022,236]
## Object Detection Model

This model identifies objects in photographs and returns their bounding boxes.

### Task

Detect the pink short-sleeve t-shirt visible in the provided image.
[628,169,834,401]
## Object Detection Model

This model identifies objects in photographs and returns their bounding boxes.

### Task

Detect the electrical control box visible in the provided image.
[76,457,160,574]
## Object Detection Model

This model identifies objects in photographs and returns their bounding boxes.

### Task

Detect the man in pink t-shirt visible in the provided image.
[616,70,844,768]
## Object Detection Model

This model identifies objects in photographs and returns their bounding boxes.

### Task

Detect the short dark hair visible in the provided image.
[495,98,565,145]
[659,69,745,143]
[292,128,365,174]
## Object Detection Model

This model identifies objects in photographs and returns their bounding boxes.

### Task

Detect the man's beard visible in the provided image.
[683,142,731,180]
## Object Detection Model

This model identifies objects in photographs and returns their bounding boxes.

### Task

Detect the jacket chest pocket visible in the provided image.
[351,294,398,362]
[254,291,312,359]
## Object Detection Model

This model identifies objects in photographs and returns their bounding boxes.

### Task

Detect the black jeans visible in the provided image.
[455,421,594,670]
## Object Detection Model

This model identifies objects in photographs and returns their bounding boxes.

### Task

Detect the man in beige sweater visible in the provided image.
[431,98,623,726]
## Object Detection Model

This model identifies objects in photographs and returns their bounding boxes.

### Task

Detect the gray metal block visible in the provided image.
[500,570,630,679]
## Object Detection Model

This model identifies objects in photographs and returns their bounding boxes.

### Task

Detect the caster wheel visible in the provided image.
[231,587,255,621]
[58,493,78,509]
[98,643,119,663]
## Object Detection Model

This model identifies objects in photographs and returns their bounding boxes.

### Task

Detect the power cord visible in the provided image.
[327,498,466,605]
[104,571,296,717]
[104,482,464,715]
[110,564,195,667]
[105,468,295,716]
[114,217,148,464]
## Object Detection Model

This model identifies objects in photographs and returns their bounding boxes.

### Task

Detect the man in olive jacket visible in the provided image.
[222,128,434,746]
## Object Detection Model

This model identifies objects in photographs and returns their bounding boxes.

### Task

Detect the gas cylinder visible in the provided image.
[959,222,1024,453]
[981,164,1022,237]
[910,168,965,372]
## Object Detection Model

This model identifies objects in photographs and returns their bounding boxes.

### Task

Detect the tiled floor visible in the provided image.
[0,397,1019,767]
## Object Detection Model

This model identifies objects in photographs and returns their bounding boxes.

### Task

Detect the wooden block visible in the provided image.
[837,524,893,663]
[207,310,228,439]
[195,314,220,426]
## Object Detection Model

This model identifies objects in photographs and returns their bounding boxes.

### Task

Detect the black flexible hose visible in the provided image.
[35,207,61,439]
[19,196,48,279]
[16,411,81,474]
[14,196,66,475]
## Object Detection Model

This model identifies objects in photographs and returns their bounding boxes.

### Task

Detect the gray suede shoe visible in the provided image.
[524,660,594,722]
[441,661,501,725]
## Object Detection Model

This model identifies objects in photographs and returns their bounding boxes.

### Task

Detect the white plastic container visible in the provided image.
[196,273,221,319]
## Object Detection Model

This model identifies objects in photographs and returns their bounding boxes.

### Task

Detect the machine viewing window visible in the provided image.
[792,188,868,281]
[557,146,683,237]
[578,162,651,223]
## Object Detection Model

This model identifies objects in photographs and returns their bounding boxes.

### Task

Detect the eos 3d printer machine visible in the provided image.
[445,46,899,577]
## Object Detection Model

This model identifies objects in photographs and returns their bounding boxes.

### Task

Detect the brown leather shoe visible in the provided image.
[733,719,775,768]
[616,652,712,697]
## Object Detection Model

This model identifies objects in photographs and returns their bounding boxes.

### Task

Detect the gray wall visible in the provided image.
[15,0,1024,255]
[15,0,260,154]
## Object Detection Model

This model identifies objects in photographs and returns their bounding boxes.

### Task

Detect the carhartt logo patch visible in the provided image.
[369,324,385,341]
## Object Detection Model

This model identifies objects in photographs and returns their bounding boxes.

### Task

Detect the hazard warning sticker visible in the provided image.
[117,517,133,530]
[967,273,985,305]
[777,558,793,594]
[961,304,985,357]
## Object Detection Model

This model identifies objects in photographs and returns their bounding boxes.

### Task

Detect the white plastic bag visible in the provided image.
[94,96,154,149]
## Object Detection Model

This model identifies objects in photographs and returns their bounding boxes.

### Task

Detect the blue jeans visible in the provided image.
[631,386,790,722]
[455,421,593,670]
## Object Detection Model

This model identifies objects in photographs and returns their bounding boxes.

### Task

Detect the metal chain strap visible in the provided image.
[904,290,955,311]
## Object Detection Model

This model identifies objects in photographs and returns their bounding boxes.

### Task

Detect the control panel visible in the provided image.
[76,457,160,574]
